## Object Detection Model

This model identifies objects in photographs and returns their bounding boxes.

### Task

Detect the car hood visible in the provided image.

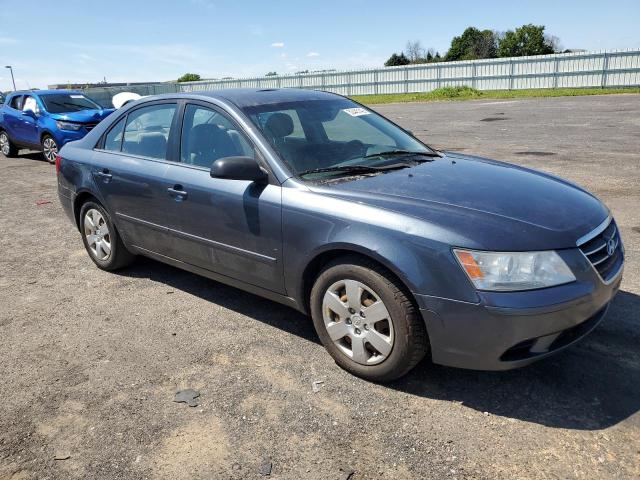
[309,152,608,251]
[49,109,115,123]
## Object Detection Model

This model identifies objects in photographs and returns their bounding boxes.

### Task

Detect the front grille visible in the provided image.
[577,218,623,282]
[84,122,99,131]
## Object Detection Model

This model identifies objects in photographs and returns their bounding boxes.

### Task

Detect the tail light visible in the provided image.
[55,154,62,174]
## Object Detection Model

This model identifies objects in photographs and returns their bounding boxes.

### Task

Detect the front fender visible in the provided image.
[282,188,480,307]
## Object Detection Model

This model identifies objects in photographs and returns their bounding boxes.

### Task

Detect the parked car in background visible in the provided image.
[112,91,145,109]
[57,89,624,381]
[0,90,114,163]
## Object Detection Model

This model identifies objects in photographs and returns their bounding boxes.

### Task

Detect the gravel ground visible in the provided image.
[1,94,639,480]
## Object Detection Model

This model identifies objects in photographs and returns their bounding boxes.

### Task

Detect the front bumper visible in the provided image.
[54,129,87,147]
[415,248,623,370]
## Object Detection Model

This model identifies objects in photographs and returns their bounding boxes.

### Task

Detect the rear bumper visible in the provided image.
[415,265,623,371]
[57,180,75,224]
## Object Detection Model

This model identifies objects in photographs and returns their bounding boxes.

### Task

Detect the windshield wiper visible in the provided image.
[298,163,412,178]
[362,149,441,159]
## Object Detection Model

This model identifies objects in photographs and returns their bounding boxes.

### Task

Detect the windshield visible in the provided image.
[41,93,101,114]
[242,98,435,179]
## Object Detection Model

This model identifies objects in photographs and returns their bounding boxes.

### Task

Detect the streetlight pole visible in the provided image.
[5,66,16,91]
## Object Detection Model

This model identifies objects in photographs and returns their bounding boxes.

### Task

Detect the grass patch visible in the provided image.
[351,86,640,105]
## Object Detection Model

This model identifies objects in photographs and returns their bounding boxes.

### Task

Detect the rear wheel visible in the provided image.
[310,256,428,382]
[0,131,18,157]
[41,134,58,164]
[80,201,135,271]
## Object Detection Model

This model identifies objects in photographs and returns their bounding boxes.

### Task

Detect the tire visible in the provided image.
[310,255,428,382]
[0,130,18,157]
[41,134,58,164]
[79,200,135,271]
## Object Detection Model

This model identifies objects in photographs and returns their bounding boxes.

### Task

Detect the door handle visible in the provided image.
[167,185,188,200]
[95,169,112,182]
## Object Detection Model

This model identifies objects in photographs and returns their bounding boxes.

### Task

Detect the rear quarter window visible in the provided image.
[103,117,126,152]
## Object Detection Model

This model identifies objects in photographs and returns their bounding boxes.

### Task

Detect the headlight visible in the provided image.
[56,121,83,131]
[453,249,575,291]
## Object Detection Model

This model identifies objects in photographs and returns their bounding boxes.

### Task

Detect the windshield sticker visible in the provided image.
[70,94,86,99]
[343,107,371,117]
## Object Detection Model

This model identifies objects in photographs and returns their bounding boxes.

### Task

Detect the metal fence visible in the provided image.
[83,49,640,106]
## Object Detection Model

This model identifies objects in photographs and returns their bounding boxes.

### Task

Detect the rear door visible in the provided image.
[164,102,285,294]
[92,101,181,257]
[3,95,24,142]
[16,95,40,145]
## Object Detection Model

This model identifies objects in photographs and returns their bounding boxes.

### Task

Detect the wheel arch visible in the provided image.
[73,190,101,231]
[40,129,56,144]
[299,244,421,316]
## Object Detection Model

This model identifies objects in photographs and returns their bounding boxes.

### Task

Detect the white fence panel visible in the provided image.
[83,49,639,103]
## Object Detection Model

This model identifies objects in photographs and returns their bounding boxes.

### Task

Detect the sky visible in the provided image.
[0,0,639,90]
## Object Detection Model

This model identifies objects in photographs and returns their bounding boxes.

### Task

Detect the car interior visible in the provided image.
[251,106,400,173]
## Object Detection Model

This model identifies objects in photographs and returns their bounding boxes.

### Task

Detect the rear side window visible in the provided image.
[121,103,177,159]
[9,95,23,110]
[103,117,126,152]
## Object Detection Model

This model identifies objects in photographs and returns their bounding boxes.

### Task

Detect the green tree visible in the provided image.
[177,73,201,82]
[384,52,410,67]
[445,27,497,61]
[497,24,556,57]
[265,71,278,76]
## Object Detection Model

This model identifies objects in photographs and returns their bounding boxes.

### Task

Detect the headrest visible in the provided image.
[137,132,167,157]
[264,112,294,138]
[190,123,235,153]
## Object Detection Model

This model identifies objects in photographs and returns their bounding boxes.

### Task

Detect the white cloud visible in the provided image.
[0,37,18,45]
[280,53,287,58]
[270,42,285,48]
[306,52,319,57]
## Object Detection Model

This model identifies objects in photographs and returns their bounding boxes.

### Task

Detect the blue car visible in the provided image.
[0,90,114,163]
[56,89,624,381]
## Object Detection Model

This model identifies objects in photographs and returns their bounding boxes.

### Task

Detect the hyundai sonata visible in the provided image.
[56,89,624,381]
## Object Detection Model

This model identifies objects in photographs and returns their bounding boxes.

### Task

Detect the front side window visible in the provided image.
[242,98,433,179]
[23,96,39,114]
[41,93,101,114]
[121,103,176,159]
[180,104,254,168]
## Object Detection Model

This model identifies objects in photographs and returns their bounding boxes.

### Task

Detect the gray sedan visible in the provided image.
[56,89,624,381]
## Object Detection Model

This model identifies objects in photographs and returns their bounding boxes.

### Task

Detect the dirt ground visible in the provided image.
[1,94,639,479]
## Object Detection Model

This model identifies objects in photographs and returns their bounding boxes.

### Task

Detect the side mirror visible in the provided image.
[22,109,37,118]
[210,156,268,183]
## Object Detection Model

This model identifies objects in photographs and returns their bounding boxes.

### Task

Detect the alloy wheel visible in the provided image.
[322,279,395,365]
[0,132,9,156]
[84,209,112,261]
[42,137,58,163]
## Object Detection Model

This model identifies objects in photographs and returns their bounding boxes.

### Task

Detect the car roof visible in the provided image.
[174,88,342,108]
[9,89,83,96]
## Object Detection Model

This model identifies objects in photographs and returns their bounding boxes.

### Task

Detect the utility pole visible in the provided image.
[5,66,16,91]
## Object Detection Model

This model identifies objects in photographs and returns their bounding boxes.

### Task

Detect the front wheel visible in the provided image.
[41,135,58,164]
[79,201,135,271]
[310,256,429,382]
[0,131,18,157]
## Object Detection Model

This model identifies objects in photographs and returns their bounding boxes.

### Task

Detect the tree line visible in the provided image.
[385,24,560,66]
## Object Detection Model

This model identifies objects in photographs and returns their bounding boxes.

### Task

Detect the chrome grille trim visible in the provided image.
[576,216,623,284]
[576,215,612,247]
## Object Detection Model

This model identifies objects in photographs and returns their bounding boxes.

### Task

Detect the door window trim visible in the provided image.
[174,100,278,183]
